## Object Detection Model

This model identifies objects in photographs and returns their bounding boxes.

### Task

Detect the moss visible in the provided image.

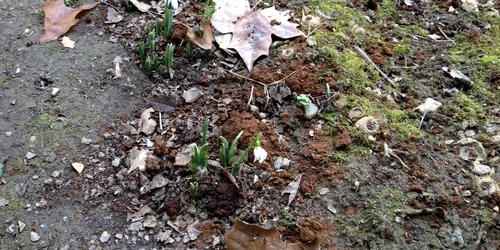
[377,0,397,18]
[451,93,486,122]
[336,49,380,94]
[382,108,423,140]
[393,43,410,56]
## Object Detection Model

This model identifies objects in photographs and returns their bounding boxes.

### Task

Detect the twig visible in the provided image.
[418,111,427,130]
[159,112,163,130]
[100,0,124,13]
[225,70,267,86]
[438,27,456,45]
[389,152,410,170]
[246,85,254,110]
[354,46,395,86]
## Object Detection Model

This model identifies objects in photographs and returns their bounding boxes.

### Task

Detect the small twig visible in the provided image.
[159,112,163,130]
[246,85,254,110]
[388,151,410,170]
[438,27,456,45]
[475,224,484,246]
[354,46,395,86]
[418,111,427,130]
[226,70,267,86]
[268,71,297,85]
[100,0,124,13]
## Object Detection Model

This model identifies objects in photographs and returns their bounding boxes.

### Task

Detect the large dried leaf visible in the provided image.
[138,108,157,135]
[211,0,250,33]
[211,0,304,71]
[40,0,99,44]
[186,21,213,50]
[225,219,319,250]
[229,10,274,72]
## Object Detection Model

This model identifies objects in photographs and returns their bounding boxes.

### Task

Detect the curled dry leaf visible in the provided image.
[129,0,151,12]
[414,98,442,114]
[225,219,319,250]
[282,174,302,206]
[138,108,157,135]
[186,21,213,50]
[40,0,99,44]
[127,147,152,173]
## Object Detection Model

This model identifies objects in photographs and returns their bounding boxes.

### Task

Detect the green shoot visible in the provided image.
[164,8,173,39]
[124,0,133,11]
[153,52,159,70]
[190,182,199,200]
[202,1,217,22]
[148,31,156,52]
[138,42,145,61]
[164,43,174,68]
[145,56,152,74]
[186,42,193,56]
[191,144,209,168]
[231,132,263,177]
[220,131,243,167]
[146,22,151,34]
[155,19,162,36]
[297,94,311,106]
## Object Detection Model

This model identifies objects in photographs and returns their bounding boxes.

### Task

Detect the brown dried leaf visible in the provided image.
[40,0,99,44]
[225,219,319,250]
[229,10,273,72]
[186,21,213,50]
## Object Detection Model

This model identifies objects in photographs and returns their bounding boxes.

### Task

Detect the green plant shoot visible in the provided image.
[153,52,159,70]
[189,182,199,200]
[164,43,174,68]
[202,1,217,22]
[164,8,173,39]
[186,42,193,56]
[148,31,155,52]
[297,94,311,105]
[220,131,243,167]
[145,56,152,74]
[124,0,133,11]
[155,19,162,36]
[231,132,263,177]
[146,22,151,34]
[138,42,145,61]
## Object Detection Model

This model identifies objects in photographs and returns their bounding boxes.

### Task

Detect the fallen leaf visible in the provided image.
[415,98,442,114]
[129,0,151,12]
[105,7,123,24]
[40,0,99,44]
[225,219,319,250]
[182,88,204,103]
[282,174,302,206]
[186,21,213,50]
[61,36,75,48]
[72,162,84,173]
[229,10,274,72]
[0,198,8,207]
[127,147,152,173]
[145,94,178,113]
[211,0,304,71]
[138,108,157,135]
[114,62,122,78]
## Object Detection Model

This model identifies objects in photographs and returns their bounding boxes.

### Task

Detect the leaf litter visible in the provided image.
[40,0,99,44]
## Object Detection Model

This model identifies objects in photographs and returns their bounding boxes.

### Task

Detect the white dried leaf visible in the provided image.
[138,108,157,135]
[211,0,250,33]
[281,174,302,206]
[127,148,151,173]
[415,98,442,114]
[129,0,151,12]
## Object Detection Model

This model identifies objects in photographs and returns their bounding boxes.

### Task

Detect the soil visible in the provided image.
[1,0,500,249]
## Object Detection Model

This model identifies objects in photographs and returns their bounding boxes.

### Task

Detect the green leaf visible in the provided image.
[0,162,3,178]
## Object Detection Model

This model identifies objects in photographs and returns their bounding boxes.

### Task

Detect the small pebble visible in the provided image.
[100,231,111,243]
[81,137,92,144]
[5,131,12,136]
[26,152,37,159]
[52,171,60,178]
[304,103,319,120]
[318,187,329,195]
[51,88,60,96]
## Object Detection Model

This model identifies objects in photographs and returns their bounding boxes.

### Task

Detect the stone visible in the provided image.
[30,232,41,242]
[100,231,111,243]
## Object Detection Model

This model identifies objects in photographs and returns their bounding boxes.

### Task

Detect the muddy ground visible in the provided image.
[1,0,500,249]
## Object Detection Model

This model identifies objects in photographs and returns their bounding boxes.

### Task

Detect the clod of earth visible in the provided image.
[40,0,99,44]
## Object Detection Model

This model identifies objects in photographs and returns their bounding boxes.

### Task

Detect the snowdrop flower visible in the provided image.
[253,140,267,164]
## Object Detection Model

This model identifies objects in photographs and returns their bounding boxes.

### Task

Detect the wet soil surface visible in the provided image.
[1,0,500,249]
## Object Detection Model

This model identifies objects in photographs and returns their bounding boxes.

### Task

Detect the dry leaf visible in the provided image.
[186,21,213,50]
[145,95,178,113]
[138,108,157,135]
[61,36,75,48]
[414,98,442,114]
[225,219,319,250]
[129,0,151,12]
[40,0,99,44]
[282,174,302,206]
[229,10,274,71]
[127,148,152,173]
[105,7,123,24]
[211,0,304,71]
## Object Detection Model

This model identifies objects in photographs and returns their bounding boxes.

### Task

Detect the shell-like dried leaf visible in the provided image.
[127,148,151,173]
[138,108,157,135]
[129,0,151,12]
[282,174,302,206]
[186,21,213,50]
